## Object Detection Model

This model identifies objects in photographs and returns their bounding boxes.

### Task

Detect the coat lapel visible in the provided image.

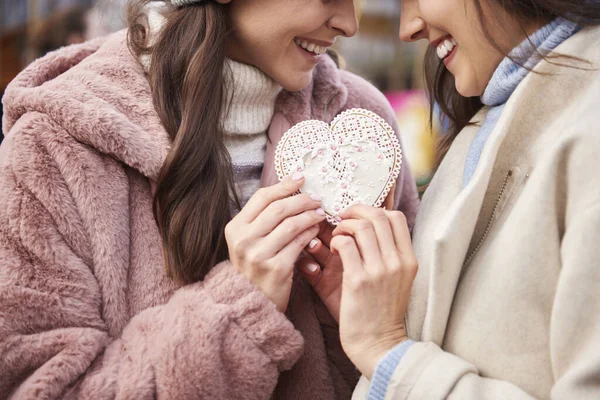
[413,103,520,344]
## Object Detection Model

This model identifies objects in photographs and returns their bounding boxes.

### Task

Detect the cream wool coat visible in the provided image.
[354,25,600,400]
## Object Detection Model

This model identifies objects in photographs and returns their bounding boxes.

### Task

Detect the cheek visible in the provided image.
[227,3,328,91]
[419,0,454,27]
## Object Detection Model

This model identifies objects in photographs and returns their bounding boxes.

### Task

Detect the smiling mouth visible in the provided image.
[436,37,457,60]
[294,38,329,56]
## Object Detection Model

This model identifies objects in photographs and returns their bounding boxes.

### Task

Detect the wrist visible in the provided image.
[347,332,409,380]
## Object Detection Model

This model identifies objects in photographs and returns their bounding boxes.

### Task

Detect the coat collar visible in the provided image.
[3,30,347,183]
[3,31,170,180]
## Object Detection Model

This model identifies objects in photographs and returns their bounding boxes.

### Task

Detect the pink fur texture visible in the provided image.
[0,31,418,399]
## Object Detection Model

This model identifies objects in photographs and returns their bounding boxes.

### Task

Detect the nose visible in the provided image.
[328,0,359,38]
[399,0,427,42]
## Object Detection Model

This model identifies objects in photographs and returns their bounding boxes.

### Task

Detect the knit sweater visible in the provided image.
[144,4,281,209]
[222,59,281,209]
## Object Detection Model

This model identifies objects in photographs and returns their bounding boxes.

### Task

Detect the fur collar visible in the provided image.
[3,30,347,180]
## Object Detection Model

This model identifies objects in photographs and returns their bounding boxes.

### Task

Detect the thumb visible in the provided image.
[296,255,322,288]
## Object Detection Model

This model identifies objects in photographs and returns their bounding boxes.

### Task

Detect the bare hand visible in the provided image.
[296,185,396,323]
[225,174,325,312]
[331,205,417,379]
[297,222,343,322]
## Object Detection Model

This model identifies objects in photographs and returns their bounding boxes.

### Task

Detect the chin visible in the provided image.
[455,79,484,98]
[278,71,314,92]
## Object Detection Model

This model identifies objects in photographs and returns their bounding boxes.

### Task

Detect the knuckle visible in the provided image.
[298,193,313,204]
[332,235,354,249]
[304,196,319,211]
[372,207,386,217]
[246,249,265,265]
[262,258,278,272]
[299,210,320,226]
[386,253,403,271]
[254,187,269,201]
[284,220,302,236]
[352,204,368,213]
[391,210,407,224]
[293,230,313,247]
[269,202,286,217]
[282,179,297,192]
[355,220,373,232]
[267,257,292,277]
[404,257,419,275]
[291,195,311,212]
[234,237,252,257]
[224,222,235,240]
[373,270,388,283]
[373,209,388,223]
[350,274,369,290]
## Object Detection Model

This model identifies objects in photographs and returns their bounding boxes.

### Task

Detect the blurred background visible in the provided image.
[0,0,439,188]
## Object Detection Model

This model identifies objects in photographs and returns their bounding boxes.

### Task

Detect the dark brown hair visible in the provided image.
[426,0,600,167]
[128,1,238,283]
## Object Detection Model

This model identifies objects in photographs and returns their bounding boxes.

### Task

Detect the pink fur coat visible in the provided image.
[0,31,418,399]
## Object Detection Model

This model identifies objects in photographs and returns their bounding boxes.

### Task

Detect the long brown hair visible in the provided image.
[426,0,600,167]
[128,1,238,283]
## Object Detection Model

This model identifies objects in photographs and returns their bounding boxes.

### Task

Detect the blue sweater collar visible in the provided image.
[481,18,581,107]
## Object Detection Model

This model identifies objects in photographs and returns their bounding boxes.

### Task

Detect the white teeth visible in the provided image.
[437,37,456,60]
[443,39,453,52]
[296,38,328,55]
[436,45,448,59]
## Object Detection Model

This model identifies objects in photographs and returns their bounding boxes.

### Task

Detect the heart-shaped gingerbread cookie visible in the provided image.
[274,108,402,225]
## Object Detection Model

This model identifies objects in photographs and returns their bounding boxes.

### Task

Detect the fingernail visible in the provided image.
[307,263,319,273]
[292,171,304,181]
[308,239,319,249]
[310,193,322,201]
[316,208,325,216]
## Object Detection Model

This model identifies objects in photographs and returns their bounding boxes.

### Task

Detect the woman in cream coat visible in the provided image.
[298,0,600,398]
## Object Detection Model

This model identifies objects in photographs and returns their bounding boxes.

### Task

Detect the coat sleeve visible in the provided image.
[0,113,304,400]
[352,201,600,400]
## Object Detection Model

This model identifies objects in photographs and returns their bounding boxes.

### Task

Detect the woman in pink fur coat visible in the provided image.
[0,0,418,399]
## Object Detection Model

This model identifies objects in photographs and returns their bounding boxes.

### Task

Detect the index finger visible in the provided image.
[237,173,305,222]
